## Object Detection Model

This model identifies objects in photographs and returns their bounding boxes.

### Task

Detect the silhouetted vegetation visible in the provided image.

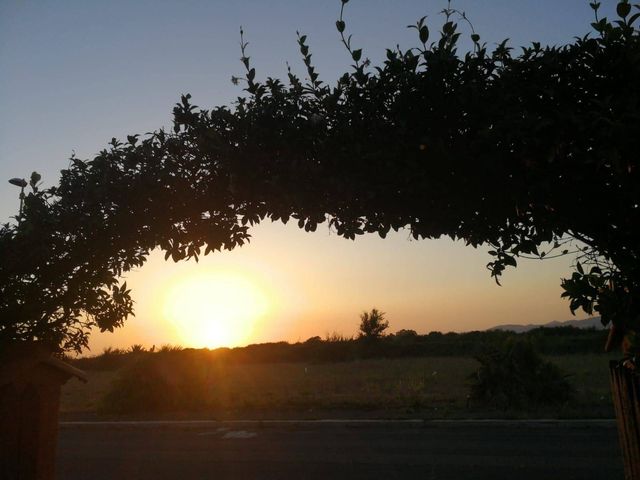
[469,339,573,409]
[73,326,607,372]
[100,349,208,413]
[358,308,389,339]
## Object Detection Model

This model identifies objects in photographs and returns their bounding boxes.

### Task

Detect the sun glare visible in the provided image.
[161,271,270,348]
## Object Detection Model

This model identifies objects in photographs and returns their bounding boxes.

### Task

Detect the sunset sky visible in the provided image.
[1,1,614,353]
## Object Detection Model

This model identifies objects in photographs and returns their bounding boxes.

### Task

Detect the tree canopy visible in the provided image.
[1,1,639,352]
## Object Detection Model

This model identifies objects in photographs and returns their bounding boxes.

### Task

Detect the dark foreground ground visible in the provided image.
[57,419,623,480]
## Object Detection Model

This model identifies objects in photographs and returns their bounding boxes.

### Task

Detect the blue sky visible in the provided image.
[0,1,616,350]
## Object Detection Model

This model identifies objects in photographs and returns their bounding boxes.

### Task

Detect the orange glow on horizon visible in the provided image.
[86,226,580,354]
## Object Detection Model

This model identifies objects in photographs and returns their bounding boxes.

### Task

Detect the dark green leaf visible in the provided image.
[419,25,429,44]
[617,2,631,18]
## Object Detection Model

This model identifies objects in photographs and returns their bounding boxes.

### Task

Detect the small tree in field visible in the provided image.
[358,308,389,339]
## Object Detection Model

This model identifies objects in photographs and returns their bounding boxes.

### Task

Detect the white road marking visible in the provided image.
[222,430,257,439]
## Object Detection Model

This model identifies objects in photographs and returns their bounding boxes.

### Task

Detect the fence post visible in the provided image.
[610,360,640,479]
[0,343,86,480]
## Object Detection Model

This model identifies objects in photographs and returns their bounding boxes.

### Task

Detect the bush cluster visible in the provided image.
[99,350,208,413]
[469,339,573,409]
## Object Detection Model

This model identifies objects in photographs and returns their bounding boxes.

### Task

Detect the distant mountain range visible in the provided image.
[489,316,604,333]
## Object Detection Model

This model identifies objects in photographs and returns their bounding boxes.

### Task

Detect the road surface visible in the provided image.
[57,419,623,479]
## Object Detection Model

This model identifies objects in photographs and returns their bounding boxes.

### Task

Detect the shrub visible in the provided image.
[99,351,208,413]
[395,329,418,338]
[469,339,573,409]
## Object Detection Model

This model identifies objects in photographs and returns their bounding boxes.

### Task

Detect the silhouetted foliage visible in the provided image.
[100,349,208,413]
[1,2,639,352]
[72,326,608,372]
[469,339,573,409]
[395,329,418,339]
[128,344,147,354]
[358,308,389,339]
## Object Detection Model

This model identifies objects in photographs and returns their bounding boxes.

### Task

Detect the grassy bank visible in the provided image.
[60,353,617,419]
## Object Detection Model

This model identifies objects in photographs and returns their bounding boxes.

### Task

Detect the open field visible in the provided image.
[61,353,617,419]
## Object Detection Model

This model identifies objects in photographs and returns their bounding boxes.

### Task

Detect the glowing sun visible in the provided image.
[161,271,270,348]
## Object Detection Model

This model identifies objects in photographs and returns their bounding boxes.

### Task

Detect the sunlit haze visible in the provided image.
[161,270,271,349]
[1,0,614,353]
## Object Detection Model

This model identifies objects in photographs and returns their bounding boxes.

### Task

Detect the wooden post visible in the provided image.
[0,343,86,480]
[610,360,640,479]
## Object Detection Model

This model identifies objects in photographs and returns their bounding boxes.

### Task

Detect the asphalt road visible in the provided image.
[57,420,623,479]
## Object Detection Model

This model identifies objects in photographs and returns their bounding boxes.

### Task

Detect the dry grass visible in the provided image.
[60,354,617,418]
[202,357,475,412]
[60,370,119,413]
[548,354,617,413]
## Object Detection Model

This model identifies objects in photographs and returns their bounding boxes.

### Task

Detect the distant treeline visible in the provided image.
[71,326,608,371]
